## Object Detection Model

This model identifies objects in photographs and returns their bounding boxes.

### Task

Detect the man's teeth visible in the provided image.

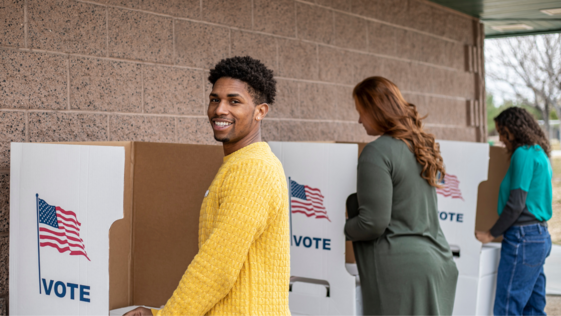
[215,121,232,127]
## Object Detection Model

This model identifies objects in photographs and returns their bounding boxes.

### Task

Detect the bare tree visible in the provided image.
[486,34,561,137]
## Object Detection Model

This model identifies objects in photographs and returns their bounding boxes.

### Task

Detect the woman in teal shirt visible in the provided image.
[476,107,552,316]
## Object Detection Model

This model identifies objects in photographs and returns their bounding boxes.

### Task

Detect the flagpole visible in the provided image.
[288,177,293,246]
[36,194,42,294]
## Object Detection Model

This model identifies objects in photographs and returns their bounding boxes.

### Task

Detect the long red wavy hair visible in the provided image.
[353,76,445,188]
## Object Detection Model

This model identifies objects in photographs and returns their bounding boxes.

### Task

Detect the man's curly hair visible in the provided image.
[208,56,276,105]
[494,107,551,157]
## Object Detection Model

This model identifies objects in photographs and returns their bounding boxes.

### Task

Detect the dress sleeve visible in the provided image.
[154,160,276,316]
[344,146,392,241]
[346,193,359,219]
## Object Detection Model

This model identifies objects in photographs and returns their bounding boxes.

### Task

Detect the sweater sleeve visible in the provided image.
[344,145,392,241]
[489,189,528,237]
[155,159,276,316]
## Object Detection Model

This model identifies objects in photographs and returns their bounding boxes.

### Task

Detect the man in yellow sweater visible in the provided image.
[125,56,290,316]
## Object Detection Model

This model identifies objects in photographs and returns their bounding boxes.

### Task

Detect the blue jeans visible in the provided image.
[494,224,552,316]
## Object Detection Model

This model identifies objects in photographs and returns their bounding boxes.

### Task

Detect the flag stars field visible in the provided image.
[37,197,90,261]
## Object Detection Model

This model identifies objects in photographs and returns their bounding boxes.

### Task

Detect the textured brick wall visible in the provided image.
[0,0,485,313]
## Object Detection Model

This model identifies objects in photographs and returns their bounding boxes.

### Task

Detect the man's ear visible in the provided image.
[255,103,269,121]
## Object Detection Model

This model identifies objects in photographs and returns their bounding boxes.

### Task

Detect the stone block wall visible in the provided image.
[0,0,485,313]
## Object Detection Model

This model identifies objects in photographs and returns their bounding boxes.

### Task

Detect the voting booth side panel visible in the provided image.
[436,141,489,277]
[10,143,125,315]
[337,142,368,265]
[8,143,22,313]
[107,142,134,310]
[57,141,135,310]
[129,143,224,308]
[270,142,358,316]
[476,146,510,239]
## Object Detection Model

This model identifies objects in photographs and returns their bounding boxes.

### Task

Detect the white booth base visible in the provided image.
[110,306,160,316]
[453,243,501,316]
[345,264,363,316]
[288,264,362,316]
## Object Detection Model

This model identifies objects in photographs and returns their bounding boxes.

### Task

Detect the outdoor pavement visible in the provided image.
[546,295,561,315]
[546,244,561,295]
[545,245,561,314]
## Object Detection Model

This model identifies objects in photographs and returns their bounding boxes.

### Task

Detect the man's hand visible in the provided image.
[475,230,495,244]
[123,307,153,316]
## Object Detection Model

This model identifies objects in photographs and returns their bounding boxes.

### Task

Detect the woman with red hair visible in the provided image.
[345,77,458,315]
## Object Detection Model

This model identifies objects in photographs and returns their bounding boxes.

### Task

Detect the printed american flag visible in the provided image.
[290,179,330,221]
[436,173,464,200]
[38,198,90,261]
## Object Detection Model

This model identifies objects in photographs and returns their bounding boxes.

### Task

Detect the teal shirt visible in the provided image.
[498,145,552,221]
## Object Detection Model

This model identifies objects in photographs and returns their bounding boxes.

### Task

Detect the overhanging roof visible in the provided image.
[429,0,561,38]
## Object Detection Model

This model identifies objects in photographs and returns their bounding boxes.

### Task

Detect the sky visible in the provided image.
[485,34,560,108]
[484,38,525,106]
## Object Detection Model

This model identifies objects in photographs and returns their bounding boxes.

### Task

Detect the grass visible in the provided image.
[551,139,561,151]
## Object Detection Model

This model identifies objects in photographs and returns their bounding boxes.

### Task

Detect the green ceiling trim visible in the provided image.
[485,27,561,38]
[428,0,561,37]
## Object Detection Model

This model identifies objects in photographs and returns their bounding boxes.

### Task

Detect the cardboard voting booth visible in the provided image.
[456,145,510,316]
[436,140,490,275]
[341,141,508,316]
[269,142,359,316]
[10,143,125,315]
[10,140,510,316]
[436,141,500,316]
[10,142,224,315]
[436,144,512,316]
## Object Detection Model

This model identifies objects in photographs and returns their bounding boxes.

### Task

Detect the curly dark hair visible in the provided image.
[208,56,276,105]
[494,107,551,157]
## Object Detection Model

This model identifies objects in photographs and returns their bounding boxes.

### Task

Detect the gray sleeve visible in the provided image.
[344,147,392,242]
[345,193,358,241]
[346,193,359,219]
[489,189,528,237]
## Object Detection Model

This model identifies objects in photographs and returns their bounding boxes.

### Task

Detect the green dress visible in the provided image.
[345,135,458,315]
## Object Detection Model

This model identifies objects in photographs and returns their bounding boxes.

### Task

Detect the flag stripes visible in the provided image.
[437,174,464,200]
[290,179,330,221]
[38,198,90,261]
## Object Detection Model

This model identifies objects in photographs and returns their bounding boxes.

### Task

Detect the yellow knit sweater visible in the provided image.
[154,142,291,316]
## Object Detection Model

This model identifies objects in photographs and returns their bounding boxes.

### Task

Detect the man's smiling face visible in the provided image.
[208,77,261,144]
